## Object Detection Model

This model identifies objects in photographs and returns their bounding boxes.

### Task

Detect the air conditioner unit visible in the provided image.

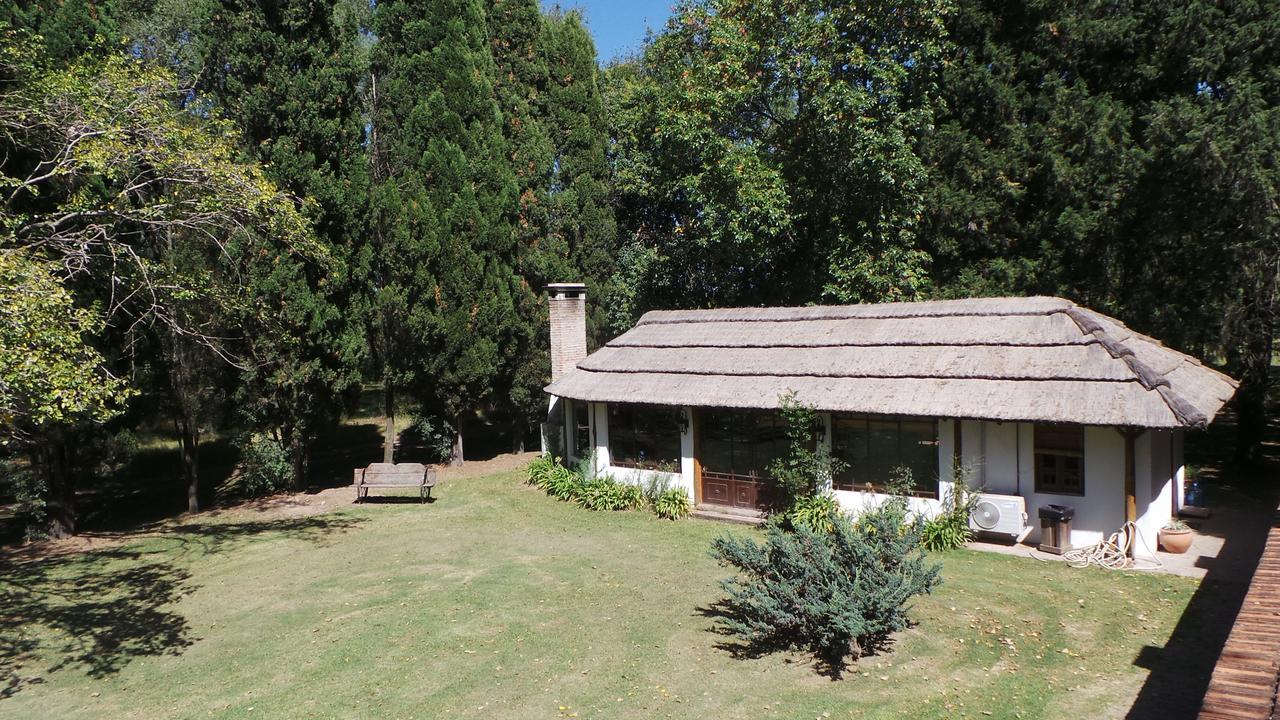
[969,493,1030,539]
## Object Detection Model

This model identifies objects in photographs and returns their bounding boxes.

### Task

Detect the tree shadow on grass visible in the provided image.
[695,599,898,680]
[0,544,193,699]
[0,513,364,700]
[1126,399,1280,719]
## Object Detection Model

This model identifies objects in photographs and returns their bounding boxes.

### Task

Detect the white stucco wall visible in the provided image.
[574,402,1182,559]
[1172,429,1186,509]
[589,401,608,472]
[1134,430,1176,559]
[1013,425,1123,550]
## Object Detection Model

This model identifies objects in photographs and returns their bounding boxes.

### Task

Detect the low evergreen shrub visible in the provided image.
[711,494,941,676]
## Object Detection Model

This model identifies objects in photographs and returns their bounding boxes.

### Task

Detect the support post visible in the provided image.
[1117,427,1147,560]
[1119,427,1143,524]
[1113,427,1144,560]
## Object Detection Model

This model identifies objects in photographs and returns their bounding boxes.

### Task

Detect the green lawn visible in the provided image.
[0,468,1199,719]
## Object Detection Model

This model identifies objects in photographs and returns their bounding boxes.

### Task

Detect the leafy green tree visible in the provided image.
[0,0,128,63]
[920,0,1280,458]
[608,0,946,317]
[370,0,520,464]
[1,36,321,532]
[0,253,128,444]
[0,251,133,532]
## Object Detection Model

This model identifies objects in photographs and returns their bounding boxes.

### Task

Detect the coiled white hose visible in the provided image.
[1034,521,1165,570]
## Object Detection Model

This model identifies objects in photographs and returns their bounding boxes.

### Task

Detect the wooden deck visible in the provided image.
[1199,524,1280,719]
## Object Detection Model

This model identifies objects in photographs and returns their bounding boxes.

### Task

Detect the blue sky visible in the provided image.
[542,1,673,63]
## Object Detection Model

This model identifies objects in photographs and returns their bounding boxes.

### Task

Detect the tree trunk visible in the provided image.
[290,432,307,491]
[40,434,76,539]
[181,418,200,513]
[511,420,526,453]
[450,415,464,467]
[383,382,396,464]
[1228,285,1275,464]
[1235,376,1269,464]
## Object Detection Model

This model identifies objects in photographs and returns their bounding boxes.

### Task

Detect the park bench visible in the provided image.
[353,462,436,503]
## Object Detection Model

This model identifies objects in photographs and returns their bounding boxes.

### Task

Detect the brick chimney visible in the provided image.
[548,283,587,381]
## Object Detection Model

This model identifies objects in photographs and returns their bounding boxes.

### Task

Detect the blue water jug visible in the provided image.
[1185,478,1203,507]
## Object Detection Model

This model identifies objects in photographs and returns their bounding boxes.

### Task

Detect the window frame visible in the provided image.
[830,414,940,499]
[1033,424,1085,496]
[570,400,591,460]
[697,408,790,481]
[607,403,682,472]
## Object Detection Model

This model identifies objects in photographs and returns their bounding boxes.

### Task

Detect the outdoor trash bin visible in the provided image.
[1038,504,1074,555]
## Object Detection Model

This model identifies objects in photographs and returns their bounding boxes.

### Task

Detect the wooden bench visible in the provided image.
[353,462,436,503]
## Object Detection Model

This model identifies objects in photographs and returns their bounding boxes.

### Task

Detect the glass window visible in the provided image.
[701,410,735,474]
[698,410,790,479]
[571,401,591,459]
[608,403,681,471]
[831,415,939,498]
[900,420,938,486]
[1035,424,1084,495]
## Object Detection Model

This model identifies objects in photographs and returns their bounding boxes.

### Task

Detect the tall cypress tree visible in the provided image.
[371,0,519,464]
[129,0,371,487]
[488,0,555,450]
[488,5,616,447]
[544,9,615,331]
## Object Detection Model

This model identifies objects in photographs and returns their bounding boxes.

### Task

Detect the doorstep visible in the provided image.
[691,505,766,526]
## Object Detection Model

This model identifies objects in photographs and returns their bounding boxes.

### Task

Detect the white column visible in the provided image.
[679,407,696,499]
[818,412,834,494]
[937,418,955,502]
[593,402,610,475]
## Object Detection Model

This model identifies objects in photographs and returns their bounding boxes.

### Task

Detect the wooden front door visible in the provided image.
[696,408,785,512]
[700,470,769,510]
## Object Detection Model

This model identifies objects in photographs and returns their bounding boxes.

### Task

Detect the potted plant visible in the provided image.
[1158,519,1195,554]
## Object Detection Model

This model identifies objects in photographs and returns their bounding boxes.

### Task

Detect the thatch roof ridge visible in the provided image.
[548,296,1238,429]
[636,296,1075,325]
[1061,306,1236,427]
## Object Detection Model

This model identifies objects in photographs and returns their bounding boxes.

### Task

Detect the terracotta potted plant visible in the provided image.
[1158,519,1194,554]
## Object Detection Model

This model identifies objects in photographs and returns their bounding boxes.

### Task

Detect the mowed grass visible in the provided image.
[0,469,1197,720]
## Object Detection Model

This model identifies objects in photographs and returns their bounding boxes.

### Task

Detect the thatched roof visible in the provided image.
[544,297,1238,428]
